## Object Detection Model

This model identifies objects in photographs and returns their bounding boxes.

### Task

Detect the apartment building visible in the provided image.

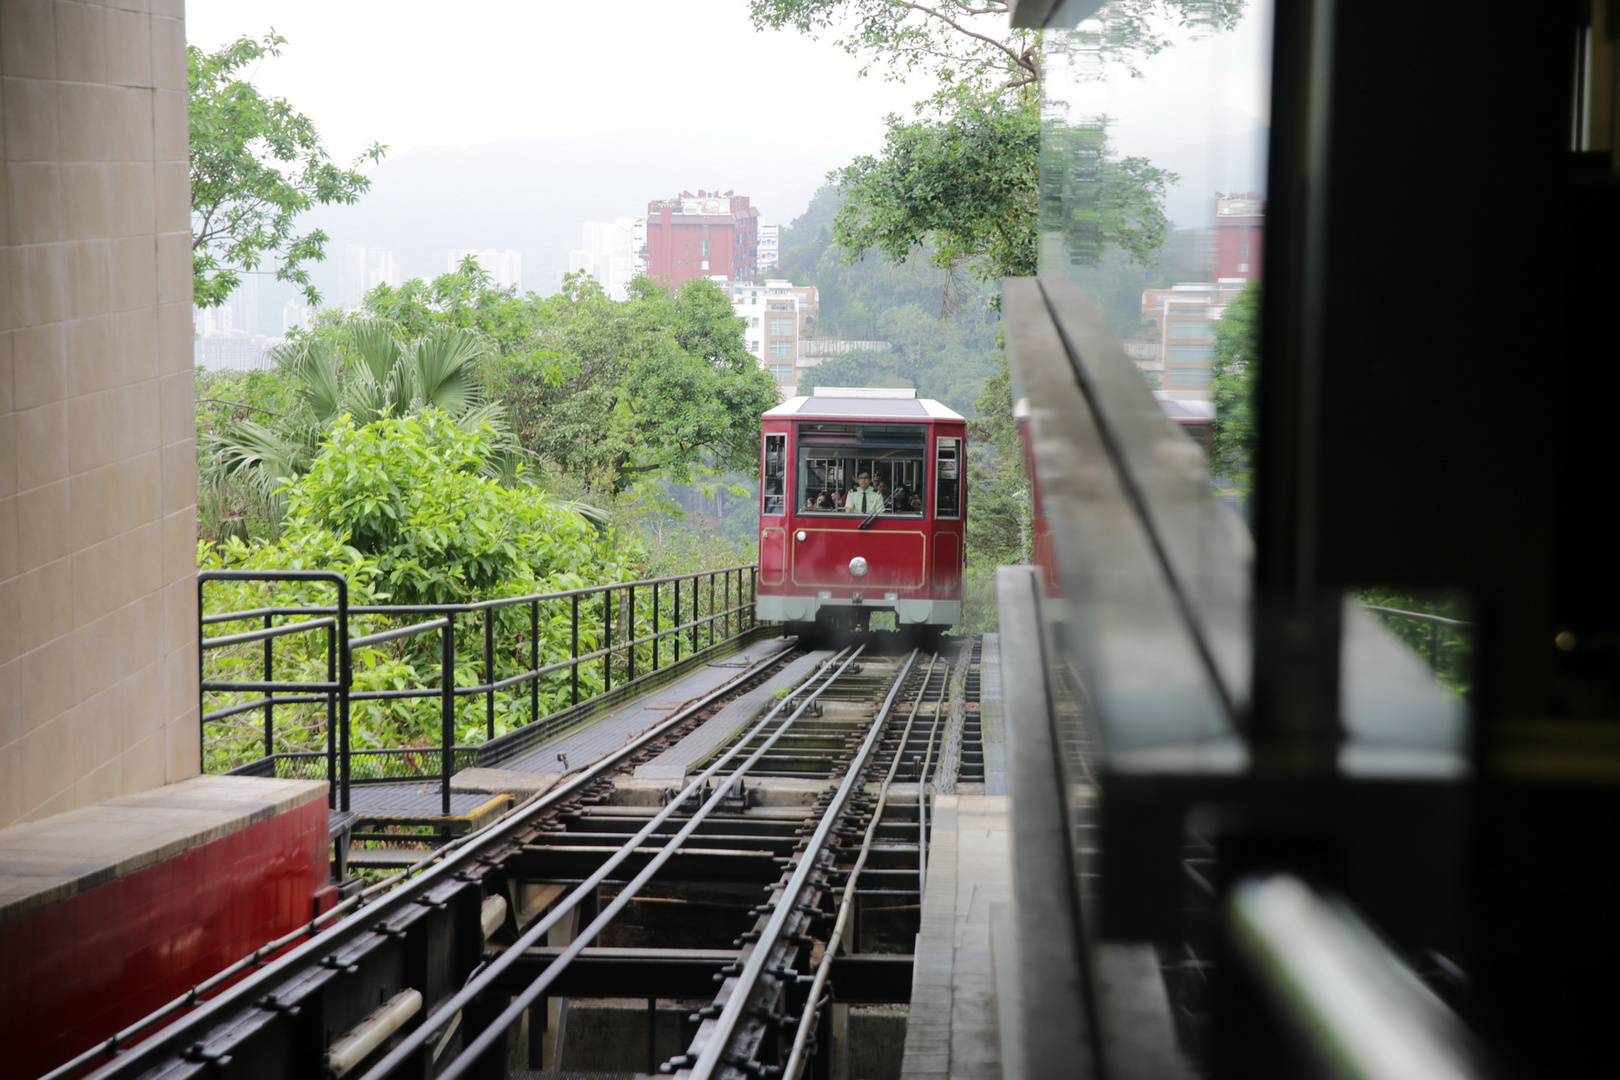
[729,279,819,394]
[1140,279,1249,400]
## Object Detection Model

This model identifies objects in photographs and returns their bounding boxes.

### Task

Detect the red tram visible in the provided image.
[756,387,966,638]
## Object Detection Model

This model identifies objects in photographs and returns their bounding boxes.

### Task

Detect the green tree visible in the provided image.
[189,33,385,307]
[754,0,1232,285]
[355,256,549,355]
[1209,282,1259,488]
[197,415,641,766]
[203,321,521,533]
[750,0,1242,92]
[832,91,1175,287]
[833,87,1042,284]
[290,413,606,605]
[486,275,781,494]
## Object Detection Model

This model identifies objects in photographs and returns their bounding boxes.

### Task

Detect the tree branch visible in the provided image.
[894,0,1039,83]
[198,398,288,418]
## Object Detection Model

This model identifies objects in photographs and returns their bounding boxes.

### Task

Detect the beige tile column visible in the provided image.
[0,0,198,828]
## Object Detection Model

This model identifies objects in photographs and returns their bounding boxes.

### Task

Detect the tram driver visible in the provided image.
[844,471,886,514]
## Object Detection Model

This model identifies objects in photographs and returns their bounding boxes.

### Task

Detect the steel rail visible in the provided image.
[683,649,920,1080]
[47,793,505,1080]
[200,678,341,694]
[77,640,797,1080]
[782,652,942,1080]
[358,647,867,1080]
[915,659,952,896]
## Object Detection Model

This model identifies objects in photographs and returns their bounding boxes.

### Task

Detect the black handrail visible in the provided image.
[198,570,349,809]
[199,565,760,815]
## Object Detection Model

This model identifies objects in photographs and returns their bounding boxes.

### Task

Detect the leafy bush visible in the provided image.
[291,412,615,605]
[199,413,645,774]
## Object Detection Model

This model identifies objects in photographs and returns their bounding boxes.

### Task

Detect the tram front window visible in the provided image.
[796,423,926,515]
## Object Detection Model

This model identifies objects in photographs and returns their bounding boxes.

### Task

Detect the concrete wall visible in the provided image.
[0,0,198,827]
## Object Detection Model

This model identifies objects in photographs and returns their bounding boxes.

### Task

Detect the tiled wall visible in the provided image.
[0,0,198,827]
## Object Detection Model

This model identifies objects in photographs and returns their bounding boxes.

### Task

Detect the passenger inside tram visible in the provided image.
[844,472,884,513]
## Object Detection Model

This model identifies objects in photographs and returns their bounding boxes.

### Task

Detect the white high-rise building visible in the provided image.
[757,224,780,272]
[567,219,644,300]
[341,246,401,307]
[281,299,311,334]
[448,249,523,291]
[727,279,819,395]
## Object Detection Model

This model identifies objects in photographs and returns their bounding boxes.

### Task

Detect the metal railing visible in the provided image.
[1357,604,1475,676]
[199,565,759,815]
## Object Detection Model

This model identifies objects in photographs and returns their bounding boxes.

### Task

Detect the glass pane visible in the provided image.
[762,434,786,516]
[796,426,927,516]
[934,437,961,519]
[1038,0,1271,490]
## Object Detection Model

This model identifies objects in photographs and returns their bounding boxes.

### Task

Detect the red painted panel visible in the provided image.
[760,526,788,585]
[791,525,928,589]
[932,531,962,597]
[0,799,328,1079]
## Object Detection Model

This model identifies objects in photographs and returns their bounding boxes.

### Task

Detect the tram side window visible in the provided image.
[762,434,786,516]
[935,438,961,519]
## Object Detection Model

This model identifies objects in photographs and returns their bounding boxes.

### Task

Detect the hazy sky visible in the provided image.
[186,0,1273,223]
[184,0,940,167]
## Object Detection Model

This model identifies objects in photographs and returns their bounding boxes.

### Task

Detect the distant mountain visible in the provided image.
[301,129,847,296]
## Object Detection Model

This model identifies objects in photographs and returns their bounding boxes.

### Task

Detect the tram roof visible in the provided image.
[765,386,964,421]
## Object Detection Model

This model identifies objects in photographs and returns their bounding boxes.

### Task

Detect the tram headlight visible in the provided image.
[849,556,869,578]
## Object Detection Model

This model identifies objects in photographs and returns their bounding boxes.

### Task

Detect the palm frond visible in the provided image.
[410,327,488,415]
[350,320,404,388]
[206,419,310,507]
[272,339,345,424]
[558,500,612,533]
[342,378,391,428]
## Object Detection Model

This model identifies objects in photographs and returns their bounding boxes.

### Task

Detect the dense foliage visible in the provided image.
[336,264,781,495]
[487,275,781,492]
[293,414,606,606]
[753,0,1236,288]
[961,364,1030,630]
[198,415,652,772]
[776,187,1001,415]
[196,263,782,769]
[833,87,1042,285]
[189,33,384,307]
[199,319,518,541]
[1209,281,1259,491]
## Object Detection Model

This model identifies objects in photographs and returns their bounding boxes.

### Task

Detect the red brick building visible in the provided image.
[643,190,760,287]
[1213,192,1265,281]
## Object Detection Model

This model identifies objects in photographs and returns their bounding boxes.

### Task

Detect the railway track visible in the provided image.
[60,635,979,1080]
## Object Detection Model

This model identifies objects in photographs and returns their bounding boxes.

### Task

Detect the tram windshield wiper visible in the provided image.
[858,510,882,530]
